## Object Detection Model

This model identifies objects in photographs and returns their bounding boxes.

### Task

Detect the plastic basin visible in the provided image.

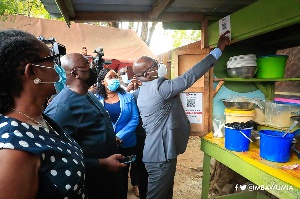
[259,130,294,162]
[256,55,288,78]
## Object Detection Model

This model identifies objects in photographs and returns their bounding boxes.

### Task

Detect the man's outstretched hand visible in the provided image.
[217,31,231,51]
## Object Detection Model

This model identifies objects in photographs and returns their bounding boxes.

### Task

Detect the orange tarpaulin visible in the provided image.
[0,15,155,62]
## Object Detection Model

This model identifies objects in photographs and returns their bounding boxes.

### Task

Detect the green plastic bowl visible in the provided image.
[256,55,288,78]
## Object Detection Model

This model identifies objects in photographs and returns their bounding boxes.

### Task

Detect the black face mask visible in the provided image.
[85,68,98,87]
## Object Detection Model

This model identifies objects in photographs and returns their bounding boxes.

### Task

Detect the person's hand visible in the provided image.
[217,30,231,51]
[116,136,123,146]
[98,154,127,172]
[125,75,141,92]
[88,84,97,94]
[125,81,135,92]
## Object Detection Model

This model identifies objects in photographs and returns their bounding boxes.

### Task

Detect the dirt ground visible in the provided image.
[127,136,204,198]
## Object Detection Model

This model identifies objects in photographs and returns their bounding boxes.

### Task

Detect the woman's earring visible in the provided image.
[34,78,41,84]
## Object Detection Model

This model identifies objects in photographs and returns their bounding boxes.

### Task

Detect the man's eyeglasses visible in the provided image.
[139,61,158,77]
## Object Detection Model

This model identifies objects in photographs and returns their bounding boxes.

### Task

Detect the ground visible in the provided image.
[127,136,204,198]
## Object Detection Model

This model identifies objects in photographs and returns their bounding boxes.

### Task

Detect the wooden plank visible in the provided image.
[213,78,300,82]
[150,0,175,19]
[213,191,269,199]
[184,87,204,93]
[201,153,211,199]
[203,70,210,135]
[174,48,210,135]
[208,0,300,46]
[73,12,203,22]
[201,17,209,49]
[201,137,300,199]
[208,67,214,133]
[64,0,75,17]
[55,0,71,26]
[202,151,271,199]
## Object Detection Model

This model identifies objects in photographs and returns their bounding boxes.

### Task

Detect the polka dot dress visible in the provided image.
[0,114,87,199]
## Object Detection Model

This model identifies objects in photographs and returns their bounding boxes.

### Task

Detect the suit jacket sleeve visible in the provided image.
[157,54,217,99]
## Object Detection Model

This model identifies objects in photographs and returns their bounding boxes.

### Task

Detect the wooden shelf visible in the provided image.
[214,78,300,82]
[213,78,300,101]
[201,133,300,199]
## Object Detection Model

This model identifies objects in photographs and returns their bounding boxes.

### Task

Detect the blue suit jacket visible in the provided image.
[95,92,139,148]
[45,87,118,170]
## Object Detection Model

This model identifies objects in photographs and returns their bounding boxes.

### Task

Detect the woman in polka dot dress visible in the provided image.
[0,29,87,199]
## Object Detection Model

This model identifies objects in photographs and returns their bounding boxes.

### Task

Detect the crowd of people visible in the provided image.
[0,29,230,199]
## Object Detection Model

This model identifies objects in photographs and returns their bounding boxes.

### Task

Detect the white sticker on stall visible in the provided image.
[219,15,231,40]
[180,92,202,124]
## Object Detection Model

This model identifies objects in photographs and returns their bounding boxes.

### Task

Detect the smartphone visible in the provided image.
[120,155,136,164]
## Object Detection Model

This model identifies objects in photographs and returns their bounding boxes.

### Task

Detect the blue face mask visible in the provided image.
[106,79,120,91]
[54,64,66,93]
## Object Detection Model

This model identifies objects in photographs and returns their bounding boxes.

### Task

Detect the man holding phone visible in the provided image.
[45,53,127,199]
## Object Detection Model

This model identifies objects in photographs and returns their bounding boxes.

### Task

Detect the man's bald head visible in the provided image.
[60,53,89,72]
[132,56,156,77]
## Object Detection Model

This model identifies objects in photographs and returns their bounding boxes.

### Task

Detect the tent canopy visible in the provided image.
[0,15,155,62]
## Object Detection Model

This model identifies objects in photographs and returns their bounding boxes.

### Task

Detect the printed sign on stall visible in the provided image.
[180,92,202,124]
[219,15,231,40]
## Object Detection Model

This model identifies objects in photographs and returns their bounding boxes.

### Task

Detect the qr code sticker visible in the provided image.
[222,22,227,31]
[187,99,196,108]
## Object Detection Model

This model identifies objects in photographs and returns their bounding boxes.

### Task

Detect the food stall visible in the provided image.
[201,0,300,198]
[38,0,300,198]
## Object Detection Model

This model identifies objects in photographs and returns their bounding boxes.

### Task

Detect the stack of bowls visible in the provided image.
[226,54,257,78]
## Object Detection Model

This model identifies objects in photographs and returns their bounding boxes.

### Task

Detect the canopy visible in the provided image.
[0,15,155,62]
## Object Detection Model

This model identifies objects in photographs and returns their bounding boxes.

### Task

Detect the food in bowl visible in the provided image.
[226,66,257,78]
[222,99,255,110]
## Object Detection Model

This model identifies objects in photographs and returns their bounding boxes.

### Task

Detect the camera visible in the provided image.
[37,36,66,66]
[92,47,112,74]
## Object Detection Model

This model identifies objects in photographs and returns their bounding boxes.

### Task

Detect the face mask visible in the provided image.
[106,79,120,91]
[54,64,66,93]
[121,73,130,84]
[85,68,98,87]
[157,64,167,78]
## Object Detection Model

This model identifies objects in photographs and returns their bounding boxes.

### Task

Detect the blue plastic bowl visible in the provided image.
[259,130,294,162]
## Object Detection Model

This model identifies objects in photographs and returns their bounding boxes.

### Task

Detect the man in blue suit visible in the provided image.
[45,53,127,199]
[132,32,231,199]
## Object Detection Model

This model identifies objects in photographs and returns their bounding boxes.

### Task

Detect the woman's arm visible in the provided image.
[0,149,40,199]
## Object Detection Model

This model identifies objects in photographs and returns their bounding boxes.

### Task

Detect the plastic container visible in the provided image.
[253,100,265,124]
[225,126,253,152]
[256,55,288,78]
[265,101,300,128]
[259,130,294,162]
[224,109,255,123]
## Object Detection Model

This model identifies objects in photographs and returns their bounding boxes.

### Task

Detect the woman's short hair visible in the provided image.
[0,29,43,113]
